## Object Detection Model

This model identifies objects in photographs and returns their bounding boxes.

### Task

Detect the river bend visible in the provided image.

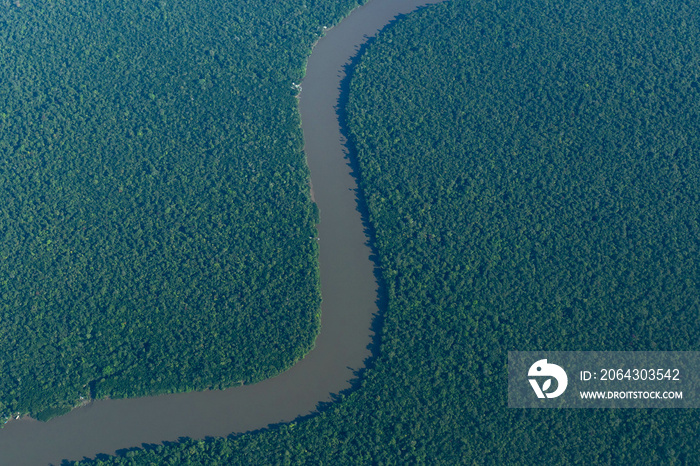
[0,1,441,463]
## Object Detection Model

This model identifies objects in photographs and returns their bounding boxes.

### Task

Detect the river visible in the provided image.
[0,1,441,464]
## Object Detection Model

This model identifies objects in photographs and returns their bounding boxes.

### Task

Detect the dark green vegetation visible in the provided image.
[78,0,700,463]
[0,0,360,421]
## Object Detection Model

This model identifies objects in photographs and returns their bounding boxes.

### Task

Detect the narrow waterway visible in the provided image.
[0,1,441,464]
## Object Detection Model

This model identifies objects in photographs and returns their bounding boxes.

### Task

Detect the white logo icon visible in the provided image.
[528,359,568,398]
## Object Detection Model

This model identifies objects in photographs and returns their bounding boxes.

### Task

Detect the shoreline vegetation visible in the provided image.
[0,0,361,424]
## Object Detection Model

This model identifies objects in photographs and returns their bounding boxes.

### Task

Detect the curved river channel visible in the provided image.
[0,1,442,464]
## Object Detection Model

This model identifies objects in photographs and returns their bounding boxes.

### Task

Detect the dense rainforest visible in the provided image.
[78,0,700,463]
[0,0,361,421]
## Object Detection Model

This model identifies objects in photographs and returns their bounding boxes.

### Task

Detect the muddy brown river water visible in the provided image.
[0,1,443,464]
